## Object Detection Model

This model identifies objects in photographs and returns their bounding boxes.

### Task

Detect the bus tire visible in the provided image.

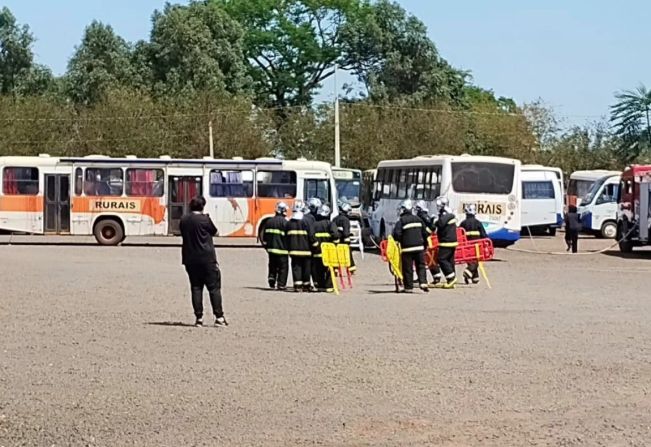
[600,221,617,239]
[361,227,374,248]
[548,227,557,237]
[94,218,124,246]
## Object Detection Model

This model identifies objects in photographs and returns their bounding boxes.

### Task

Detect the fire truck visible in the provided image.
[616,165,651,253]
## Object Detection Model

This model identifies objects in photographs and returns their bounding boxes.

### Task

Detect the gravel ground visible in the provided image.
[1,236,651,446]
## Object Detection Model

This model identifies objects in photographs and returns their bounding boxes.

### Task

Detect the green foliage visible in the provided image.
[610,84,651,163]
[0,7,38,97]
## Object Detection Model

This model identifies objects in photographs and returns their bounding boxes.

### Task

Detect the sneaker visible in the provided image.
[195,318,203,327]
[420,284,430,293]
[403,288,414,294]
[443,279,458,290]
[277,286,287,291]
[215,316,229,327]
[268,280,276,289]
[472,278,480,284]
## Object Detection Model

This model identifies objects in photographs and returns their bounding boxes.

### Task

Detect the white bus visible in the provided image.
[332,167,363,214]
[577,174,620,238]
[567,170,620,207]
[0,155,337,245]
[521,165,564,235]
[369,155,522,246]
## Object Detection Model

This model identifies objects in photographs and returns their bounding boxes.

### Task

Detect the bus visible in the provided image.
[521,165,564,236]
[332,167,363,216]
[369,155,522,246]
[0,155,337,245]
[567,170,620,207]
[577,174,620,238]
[617,165,651,252]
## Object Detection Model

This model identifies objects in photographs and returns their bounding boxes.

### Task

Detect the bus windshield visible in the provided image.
[451,162,515,194]
[335,179,361,206]
[581,178,605,205]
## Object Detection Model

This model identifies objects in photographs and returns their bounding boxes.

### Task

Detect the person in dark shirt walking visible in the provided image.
[180,197,227,327]
[564,205,582,253]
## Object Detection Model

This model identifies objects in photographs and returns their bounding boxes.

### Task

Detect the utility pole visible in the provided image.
[334,64,341,168]
[208,120,214,158]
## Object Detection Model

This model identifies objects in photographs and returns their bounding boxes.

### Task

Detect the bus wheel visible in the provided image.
[94,219,124,246]
[600,221,617,239]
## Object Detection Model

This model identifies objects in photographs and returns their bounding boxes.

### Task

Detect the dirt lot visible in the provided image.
[1,236,651,446]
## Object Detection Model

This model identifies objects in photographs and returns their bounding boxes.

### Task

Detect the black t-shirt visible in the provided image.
[180,212,218,265]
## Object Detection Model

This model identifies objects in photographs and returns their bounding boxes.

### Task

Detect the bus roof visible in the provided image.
[377,154,521,169]
[521,164,562,174]
[569,170,620,181]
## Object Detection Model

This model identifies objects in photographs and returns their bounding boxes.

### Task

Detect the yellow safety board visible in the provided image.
[386,236,403,281]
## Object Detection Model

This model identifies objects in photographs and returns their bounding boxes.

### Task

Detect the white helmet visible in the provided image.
[398,199,413,214]
[464,203,477,215]
[415,200,428,213]
[318,204,331,218]
[292,202,304,214]
[435,196,449,212]
[276,201,289,215]
[308,197,322,213]
[339,202,352,215]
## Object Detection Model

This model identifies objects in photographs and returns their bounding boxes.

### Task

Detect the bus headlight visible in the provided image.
[508,202,516,211]
[508,194,516,202]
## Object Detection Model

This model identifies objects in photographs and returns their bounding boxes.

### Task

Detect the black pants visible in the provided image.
[401,251,427,290]
[464,262,479,282]
[438,247,457,283]
[565,230,579,253]
[267,253,289,288]
[346,244,357,272]
[185,263,223,319]
[291,256,312,290]
[313,257,333,291]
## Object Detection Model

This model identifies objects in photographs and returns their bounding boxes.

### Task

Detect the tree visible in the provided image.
[610,84,651,163]
[65,21,135,104]
[214,0,365,108]
[0,7,36,97]
[342,0,466,105]
[145,2,250,97]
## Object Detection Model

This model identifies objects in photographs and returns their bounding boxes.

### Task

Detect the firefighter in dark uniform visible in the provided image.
[415,200,441,286]
[392,199,429,293]
[334,201,356,273]
[286,203,314,292]
[305,198,321,291]
[312,204,338,292]
[261,201,289,290]
[459,204,486,285]
[433,197,458,289]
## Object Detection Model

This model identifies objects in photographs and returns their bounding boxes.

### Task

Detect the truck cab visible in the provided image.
[616,165,651,252]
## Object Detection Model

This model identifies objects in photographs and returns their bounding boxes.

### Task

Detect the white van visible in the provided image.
[521,167,564,235]
[577,174,620,238]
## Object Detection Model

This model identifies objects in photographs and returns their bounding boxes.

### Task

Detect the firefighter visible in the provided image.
[261,201,289,290]
[286,202,314,292]
[334,201,356,273]
[415,200,441,286]
[433,197,458,289]
[312,204,338,292]
[459,204,486,285]
[392,199,429,293]
[305,198,321,290]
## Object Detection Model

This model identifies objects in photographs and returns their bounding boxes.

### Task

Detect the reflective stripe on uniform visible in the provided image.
[439,242,459,248]
[288,230,308,236]
[289,250,312,256]
[315,232,331,238]
[425,227,432,234]
[267,248,289,255]
[403,222,422,230]
[446,219,457,225]
[466,231,481,236]
[313,253,323,258]
[343,238,351,243]
[401,245,424,253]
[337,227,344,231]
[265,228,285,235]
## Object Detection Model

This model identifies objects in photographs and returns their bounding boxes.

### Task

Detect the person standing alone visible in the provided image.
[180,197,228,327]
[564,205,582,253]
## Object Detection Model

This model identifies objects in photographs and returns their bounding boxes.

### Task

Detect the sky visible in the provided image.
[3,0,649,126]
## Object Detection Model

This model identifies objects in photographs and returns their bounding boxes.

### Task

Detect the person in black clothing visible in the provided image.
[305,197,321,290]
[286,203,315,292]
[415,200,440,285]
[261,201,289,290]
[459,204,487,285]
[564,205,582,253]
[433,197,459,289]
[180,197,227,327]
[312,204,338,292]
[334,202,356,273]
[392,199,429,293]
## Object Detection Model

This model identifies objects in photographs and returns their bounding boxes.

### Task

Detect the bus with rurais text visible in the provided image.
[368,154,522,246]
[0,155,337,245]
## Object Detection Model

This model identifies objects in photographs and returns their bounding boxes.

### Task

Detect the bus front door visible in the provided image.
[44,174,71,234]
[168,176,202,235]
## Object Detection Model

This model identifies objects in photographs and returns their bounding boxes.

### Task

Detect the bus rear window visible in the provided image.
[451,162,515,194]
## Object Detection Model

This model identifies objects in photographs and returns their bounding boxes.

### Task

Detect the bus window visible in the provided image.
[596,184,618,205]
[305,179,330,205]
[74,168,83,196]
[126,169,164,197]
[210,170,253,198]
[256,170,296,198]
[381,169,391,199]
[522,181,554,199]
[85,168,123,196]
[397,169,408,198]
[389,169,399,198]
[452,162,514,194]
[427,167,442,200]
[2,167,39,195]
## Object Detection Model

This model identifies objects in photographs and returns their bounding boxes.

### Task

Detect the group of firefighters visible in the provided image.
[260,198,356,293]
[260,196,487,293]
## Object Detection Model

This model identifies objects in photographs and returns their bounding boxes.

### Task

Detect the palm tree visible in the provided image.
[610,84,651,162]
